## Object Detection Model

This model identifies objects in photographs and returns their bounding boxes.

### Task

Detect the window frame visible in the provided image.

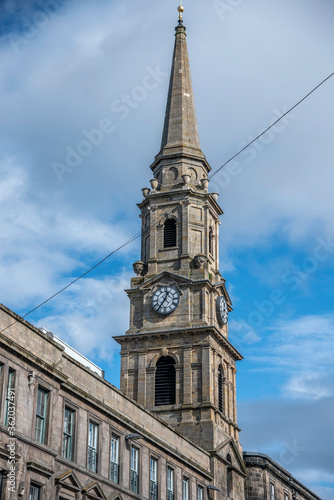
[167,466,174,500]
[34,386,49,445]
[183,477,189,500]
[62,405,76,461]
[270,482,276,500]
[29,482,42,500]
[130,445,140,494]
[110,432,120,484]
[87,419,99,473]
[150,456,158,500]
[197,484,204,500]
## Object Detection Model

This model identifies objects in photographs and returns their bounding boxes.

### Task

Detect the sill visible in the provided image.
[159,247,179,252]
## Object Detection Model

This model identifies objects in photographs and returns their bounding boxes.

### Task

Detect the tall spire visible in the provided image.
[159,5,203,158]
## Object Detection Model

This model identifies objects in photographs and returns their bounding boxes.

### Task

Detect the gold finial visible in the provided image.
[178,0,184,21]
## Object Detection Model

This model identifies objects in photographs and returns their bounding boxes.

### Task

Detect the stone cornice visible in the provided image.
[114,327,243,361]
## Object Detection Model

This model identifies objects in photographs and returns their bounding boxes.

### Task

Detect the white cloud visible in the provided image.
[36,273,131,361]
[0,156,135,309]
[246,314,334,400]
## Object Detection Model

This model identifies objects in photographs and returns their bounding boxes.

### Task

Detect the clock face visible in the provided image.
[216,296,228,325]
[152,286,180,315]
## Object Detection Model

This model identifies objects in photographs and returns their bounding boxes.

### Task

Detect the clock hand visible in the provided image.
[157,292,168,310]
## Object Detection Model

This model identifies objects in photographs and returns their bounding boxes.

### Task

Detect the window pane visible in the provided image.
[35,388,48,444]
[150,458,158,500]
[183,478,189,500]
[270,484,275,500]
[110,436,119,483]
[87,421,98,472]
[62,407,74,460]
[131,447,138,472]
[167,467,174,499]
[150,458,157,482]
[130,448,139,493]
[198,486,204,500]
[29,484,41,500]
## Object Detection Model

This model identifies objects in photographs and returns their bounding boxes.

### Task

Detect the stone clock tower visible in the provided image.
[114,10,244,475]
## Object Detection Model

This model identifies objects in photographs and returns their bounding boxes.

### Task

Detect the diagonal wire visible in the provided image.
[1,71,333,334]
[208,71,334,179]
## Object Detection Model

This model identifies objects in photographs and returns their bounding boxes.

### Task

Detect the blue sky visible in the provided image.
[0,0,333,498]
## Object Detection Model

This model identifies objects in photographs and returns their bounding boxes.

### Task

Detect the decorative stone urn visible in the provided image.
[194,254,208,269]
[211,192,219,202]
[142,188,150,197]
[133,260,146,276]
[150,179,159,190]
[182,174,191,186]
[201,178,209,190]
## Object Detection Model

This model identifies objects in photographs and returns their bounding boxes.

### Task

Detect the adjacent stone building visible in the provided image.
[0,8,322,500]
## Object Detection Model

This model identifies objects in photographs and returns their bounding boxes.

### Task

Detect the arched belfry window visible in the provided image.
[209,227,214,255]
[164,219,177,248]
[155,356,176,406]
[218,365,224,413]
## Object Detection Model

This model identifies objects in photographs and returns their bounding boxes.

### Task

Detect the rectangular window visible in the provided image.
[35,387,48,444]
[183,478,189,500]
[87,421,98,473]
[270,483,275,500]
[285,495,289,500]
[29,483,41,500]
[130,447,139,494]
[4,368,15,426]
[198,485,204,500]
[167,467,174,500]
[150,458,158,500]
[110,435,119,483]
[62,407,75,461]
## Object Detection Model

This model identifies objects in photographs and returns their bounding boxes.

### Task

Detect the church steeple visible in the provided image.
[160,20,202,157]
[115,6,243,459]
[151,9,211,184]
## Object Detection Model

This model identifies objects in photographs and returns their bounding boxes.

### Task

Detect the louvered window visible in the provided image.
[164,219,177,248]
[209,227,213,255]
[218,365,224,413]
[155,357,176,406]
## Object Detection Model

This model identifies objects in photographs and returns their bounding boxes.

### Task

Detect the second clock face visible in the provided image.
[216,296,228,325]
[152,286,180,315]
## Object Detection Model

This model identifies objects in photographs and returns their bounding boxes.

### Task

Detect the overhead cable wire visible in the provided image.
[208,71,334,179]
[0,71,333,334]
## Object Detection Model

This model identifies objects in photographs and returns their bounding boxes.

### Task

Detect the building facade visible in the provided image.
[0,9,322,500]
